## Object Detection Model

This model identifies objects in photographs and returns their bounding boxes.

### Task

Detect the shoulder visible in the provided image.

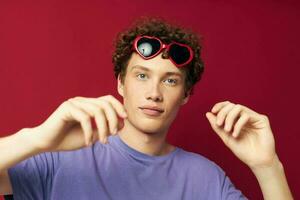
[177,148,217,167]
[176,148,226,177]
[175,149,247,199]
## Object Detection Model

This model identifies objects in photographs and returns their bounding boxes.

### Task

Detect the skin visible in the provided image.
[206,101,276,169]
[117,51,189,156]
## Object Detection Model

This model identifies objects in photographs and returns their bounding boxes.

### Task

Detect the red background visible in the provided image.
[0,1,299,199]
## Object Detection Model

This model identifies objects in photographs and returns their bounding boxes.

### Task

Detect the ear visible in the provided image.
[181,89,191,105]
[117,74,124,97]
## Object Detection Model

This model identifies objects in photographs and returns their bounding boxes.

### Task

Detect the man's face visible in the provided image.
[118,52,190,134]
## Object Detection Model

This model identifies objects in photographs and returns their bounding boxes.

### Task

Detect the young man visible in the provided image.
[0,17,293,199]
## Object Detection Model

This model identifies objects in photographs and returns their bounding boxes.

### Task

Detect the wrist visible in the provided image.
[250,154,283,176]
[19,126,45,154]
[249,154,294,200]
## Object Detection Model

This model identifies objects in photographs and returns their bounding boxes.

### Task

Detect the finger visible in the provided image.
[232,114,250,138]
[97,95,127,118]
[229,103,263,124]
[66,100,93,146]
[96,100,119,135]
[224,105,243,132]
[73,98,119,136]
[94,109,109,144]
[206,112,230,145]
[68,98,104,141]
[211,101,231,114]
[71,95,127,118]
[70,96,124,144]
[216,103,235,126]
[69,98,98,116]
[69,97,98,115]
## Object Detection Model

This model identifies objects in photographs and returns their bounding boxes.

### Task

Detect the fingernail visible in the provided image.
[123,112,127,118]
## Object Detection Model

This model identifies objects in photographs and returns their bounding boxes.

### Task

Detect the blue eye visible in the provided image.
[137,73,147,80]
[165,79,177,85]
[136,74,177,85]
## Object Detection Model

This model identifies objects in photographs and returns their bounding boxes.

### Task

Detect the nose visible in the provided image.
[146,82,163,102]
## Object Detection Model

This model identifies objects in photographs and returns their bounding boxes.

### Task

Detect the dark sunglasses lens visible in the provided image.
[169,44,191,65]
[137,38,161,57]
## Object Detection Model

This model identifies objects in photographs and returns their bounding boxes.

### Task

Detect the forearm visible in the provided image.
[251,154,294,200]
[0,127,41,172]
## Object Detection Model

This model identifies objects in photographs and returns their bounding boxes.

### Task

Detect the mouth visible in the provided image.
[139,107,164,117]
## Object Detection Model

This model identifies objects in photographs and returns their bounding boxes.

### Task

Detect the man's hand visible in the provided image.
[205,101,276,169]
[205,100,294,199]
[31,95,127,153]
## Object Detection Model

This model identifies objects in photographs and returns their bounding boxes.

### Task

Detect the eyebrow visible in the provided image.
[130,65,183,78]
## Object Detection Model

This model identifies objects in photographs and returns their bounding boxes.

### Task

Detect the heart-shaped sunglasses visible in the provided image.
[132,35,194,68]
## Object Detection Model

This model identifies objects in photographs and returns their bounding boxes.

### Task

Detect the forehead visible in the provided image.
[127,52,184,77]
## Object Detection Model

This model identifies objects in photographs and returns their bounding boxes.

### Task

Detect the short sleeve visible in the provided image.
[213,162,248,200]
[7,151,60,200]
[220,175,248,200]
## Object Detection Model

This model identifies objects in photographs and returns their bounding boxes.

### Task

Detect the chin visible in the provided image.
[141,128,162,135]
[140,123,164,134]
[133,118,166,134]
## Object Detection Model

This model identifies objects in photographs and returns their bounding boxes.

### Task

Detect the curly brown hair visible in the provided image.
[112,16,204,97]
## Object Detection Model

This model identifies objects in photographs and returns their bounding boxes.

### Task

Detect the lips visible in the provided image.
[139,106,164,113]
[139,105,164,117]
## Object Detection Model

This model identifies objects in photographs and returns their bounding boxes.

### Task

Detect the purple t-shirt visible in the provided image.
[7,134,248,199]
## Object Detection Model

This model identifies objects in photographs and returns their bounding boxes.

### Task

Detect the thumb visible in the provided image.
[205,112,230,144]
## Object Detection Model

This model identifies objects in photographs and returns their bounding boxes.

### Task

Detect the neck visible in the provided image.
[117,118,175,156]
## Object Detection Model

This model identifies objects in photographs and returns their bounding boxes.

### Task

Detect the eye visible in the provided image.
[136,73,147,80]
[164,78,177,85]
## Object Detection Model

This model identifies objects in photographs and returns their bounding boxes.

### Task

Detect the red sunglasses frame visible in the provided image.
[132,35,194,68]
